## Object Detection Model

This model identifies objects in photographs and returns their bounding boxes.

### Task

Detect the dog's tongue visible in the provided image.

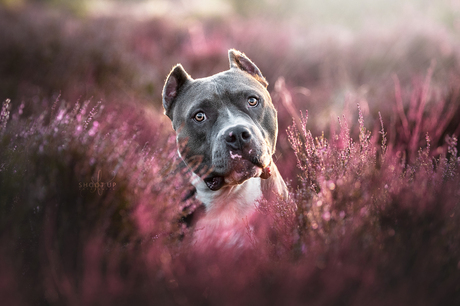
[260,166,271,179]
[204,176,225,191]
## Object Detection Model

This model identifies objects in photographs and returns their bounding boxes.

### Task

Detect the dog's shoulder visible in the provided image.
[180,192,206,228]
[166,156,206,228]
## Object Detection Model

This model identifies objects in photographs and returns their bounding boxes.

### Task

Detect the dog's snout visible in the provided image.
[224,125,252,150]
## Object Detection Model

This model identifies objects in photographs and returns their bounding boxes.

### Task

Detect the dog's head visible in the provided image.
[162,49,278,191]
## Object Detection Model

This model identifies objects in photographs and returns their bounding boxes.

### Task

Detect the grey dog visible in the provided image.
[162,49,287,245]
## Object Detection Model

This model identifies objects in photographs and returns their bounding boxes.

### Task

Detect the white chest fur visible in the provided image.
[190,174,262,246]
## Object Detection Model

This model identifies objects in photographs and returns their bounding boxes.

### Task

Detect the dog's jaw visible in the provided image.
[191,173,262,247]
[191,173,262,221]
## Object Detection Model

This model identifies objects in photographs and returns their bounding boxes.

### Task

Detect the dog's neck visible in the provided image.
[188,165,288,248]
[190,173,262,247]
[191,173,262,226]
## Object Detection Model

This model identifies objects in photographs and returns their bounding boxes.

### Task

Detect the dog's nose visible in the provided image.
[224,125,252,150]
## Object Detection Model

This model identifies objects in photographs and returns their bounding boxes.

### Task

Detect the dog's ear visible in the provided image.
[228,49,268,88]
[162,64,192,119]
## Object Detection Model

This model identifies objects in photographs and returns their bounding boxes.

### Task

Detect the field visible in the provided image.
[1,0,460,305]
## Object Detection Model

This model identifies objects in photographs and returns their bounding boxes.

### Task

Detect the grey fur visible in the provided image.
[162,49,287,200]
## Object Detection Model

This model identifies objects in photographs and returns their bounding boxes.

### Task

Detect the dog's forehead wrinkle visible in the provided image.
[212,78,225,96]
[184,74,270,114]
[207,70,263,94]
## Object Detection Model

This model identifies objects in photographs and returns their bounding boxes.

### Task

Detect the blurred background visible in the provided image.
[1,2,460,305]
[1,0,460,180]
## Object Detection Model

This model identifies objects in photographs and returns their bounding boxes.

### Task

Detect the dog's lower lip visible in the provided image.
[204,176,225,191]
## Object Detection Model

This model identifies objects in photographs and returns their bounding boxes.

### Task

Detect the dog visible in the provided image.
[162,49,288,246]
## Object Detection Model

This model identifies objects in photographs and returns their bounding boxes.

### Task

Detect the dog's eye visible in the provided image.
[194,112,206,122]
[248,97,259,107]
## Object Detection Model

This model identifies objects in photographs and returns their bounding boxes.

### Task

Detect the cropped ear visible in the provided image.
[162,64,192,119]
[228,49,268,87]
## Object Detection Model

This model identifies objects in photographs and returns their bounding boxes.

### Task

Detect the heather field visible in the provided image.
[1,0,460,305]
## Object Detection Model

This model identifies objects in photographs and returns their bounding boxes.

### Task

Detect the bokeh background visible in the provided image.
[1,0,460,305]
[1,0,460,179]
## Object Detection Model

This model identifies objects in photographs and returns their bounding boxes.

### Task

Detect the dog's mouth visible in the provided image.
[204,158,272,191]
[203,176,226,191]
